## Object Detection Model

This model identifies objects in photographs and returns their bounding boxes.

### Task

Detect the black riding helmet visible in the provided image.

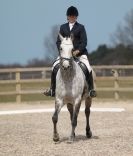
[66,6,79,17]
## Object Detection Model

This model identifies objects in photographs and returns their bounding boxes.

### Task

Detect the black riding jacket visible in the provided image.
[56,22,89,57]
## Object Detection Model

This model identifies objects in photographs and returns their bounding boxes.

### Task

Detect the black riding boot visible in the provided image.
[79,62,97,98]
[43,64,60,97]
[88,71,97,97]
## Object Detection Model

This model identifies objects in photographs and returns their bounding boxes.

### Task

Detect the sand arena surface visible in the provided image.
[0,100,133,156]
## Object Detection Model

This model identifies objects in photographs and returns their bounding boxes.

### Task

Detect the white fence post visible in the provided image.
[112,69,119,100]
[16,71,21,103]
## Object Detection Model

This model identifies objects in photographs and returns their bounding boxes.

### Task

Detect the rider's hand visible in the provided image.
[72,50,80,56]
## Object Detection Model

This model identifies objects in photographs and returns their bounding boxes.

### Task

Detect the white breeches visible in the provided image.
[52,55,92,73]
[78,55,92,72]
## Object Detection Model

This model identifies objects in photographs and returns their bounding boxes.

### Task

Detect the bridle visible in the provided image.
[59,42,74,62]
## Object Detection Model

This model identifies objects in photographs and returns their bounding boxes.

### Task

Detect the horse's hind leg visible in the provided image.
[52,100,64,142]
[85,97,92,138]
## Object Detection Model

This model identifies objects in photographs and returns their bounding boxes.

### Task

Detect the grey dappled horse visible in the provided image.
[52,34,92,143]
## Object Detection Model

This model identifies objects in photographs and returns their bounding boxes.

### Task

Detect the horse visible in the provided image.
[52,34,92,143]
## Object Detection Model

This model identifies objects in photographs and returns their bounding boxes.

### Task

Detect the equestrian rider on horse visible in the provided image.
[44,6,97,98]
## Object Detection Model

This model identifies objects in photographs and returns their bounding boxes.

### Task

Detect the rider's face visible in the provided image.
[67,16,77,23]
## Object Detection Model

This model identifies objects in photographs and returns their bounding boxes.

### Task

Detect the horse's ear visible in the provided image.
[59,33,64,41]
[70,33,74,41]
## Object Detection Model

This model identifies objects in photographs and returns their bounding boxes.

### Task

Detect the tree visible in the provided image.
[111,9,133,47]
[89,44,109,65]
[44,25,59,61]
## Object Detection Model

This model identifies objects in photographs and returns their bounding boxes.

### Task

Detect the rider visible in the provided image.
[44,6,97,98]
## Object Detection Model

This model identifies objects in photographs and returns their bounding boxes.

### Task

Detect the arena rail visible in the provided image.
[0,65,133,103]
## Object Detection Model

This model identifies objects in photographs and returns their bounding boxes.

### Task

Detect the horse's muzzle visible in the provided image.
[63,65,70,70]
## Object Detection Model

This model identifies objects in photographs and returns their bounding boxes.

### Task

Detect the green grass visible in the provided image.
[22,94,54,102]
[21,81,50,90]
[0,84,16,92]
[96,80,114,88]
[0,80,133,103]
[0,95,16,103]
[118,80,133,87]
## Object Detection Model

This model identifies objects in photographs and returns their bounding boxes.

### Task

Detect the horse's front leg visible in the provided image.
[68,100,81,143]
[52,99,64,142]
[67,103,73,121]
[85,97,92,138]
[67,103,75,137]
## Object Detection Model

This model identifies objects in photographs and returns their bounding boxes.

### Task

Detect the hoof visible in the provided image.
[53,133,60,142]
[86,130,92,138]
[67,133,75,144]
[67,136,74,144]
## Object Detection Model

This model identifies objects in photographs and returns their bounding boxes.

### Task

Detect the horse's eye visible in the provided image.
[60,48,62,51]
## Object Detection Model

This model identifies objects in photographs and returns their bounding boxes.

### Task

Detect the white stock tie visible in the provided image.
[69,23,74,31]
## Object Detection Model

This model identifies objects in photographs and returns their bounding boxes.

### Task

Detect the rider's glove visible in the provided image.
[72,50,80,56]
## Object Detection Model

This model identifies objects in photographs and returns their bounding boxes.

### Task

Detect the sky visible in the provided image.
[0,0,132,64]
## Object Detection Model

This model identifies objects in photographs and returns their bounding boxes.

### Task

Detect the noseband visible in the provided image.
[60,57,73,61]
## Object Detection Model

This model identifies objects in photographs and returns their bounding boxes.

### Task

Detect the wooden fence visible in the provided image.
[0,65,133,103]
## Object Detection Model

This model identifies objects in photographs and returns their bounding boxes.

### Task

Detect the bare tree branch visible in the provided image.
[111,9,133,47]
[44,25,59,61]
